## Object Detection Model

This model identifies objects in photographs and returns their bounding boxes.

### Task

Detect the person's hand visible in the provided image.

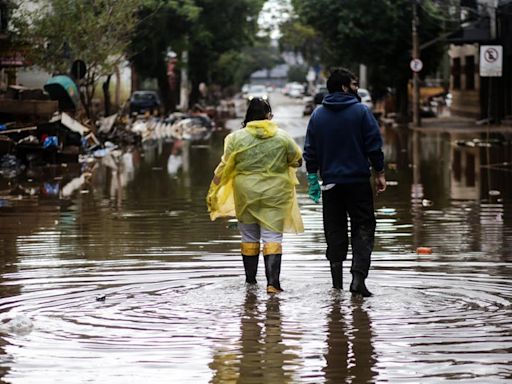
[375,172,386,194]
[307,173,321,203]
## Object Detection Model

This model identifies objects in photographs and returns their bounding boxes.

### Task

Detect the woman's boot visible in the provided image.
[330,261,343,289]
[263,242,283,293]
[241,242,260,284]
[349,272,372,297]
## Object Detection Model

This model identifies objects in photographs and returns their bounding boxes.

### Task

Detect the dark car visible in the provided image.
[129,91,161,115]
[303,87,328,115]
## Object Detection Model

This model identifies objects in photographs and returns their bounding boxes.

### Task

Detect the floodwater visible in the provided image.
[1,97,512,383]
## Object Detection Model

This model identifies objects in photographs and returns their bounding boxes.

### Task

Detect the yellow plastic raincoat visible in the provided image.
[207,120,304,233]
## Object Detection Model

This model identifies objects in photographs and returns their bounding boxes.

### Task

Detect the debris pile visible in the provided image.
[1,80,232,177]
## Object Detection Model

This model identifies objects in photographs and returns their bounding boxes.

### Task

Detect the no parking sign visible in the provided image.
[480,45,503,77]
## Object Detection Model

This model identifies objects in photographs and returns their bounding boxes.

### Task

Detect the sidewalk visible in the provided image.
[410,115,512,133]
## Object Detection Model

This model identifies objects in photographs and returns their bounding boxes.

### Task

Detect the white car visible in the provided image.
[288,83,305,98]
[246,84,269,102]
[357,88,373,110]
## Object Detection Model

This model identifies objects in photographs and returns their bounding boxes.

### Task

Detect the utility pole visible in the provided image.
[412,1,421,127]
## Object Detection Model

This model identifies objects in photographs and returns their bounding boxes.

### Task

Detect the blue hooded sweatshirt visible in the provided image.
[303,92,384,184]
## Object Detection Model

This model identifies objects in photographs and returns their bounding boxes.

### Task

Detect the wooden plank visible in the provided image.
[0,100,59,116]
[0,126,37,134]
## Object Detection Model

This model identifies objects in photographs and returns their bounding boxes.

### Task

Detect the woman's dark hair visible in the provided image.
[242,97,272,127]
[327,67,356,93]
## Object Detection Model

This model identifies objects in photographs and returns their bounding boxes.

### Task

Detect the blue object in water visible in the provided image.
[44,182,60,196]
[43,136,59,149]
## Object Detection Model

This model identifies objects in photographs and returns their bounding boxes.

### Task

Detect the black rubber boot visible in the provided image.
[242,256,258,284]
[330,261,343,289]
[349,272,372,297]
[264,254,282,293]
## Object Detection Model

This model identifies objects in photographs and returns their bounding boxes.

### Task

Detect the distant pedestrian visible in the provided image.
[207,98,303,293]
[303,68,386,297]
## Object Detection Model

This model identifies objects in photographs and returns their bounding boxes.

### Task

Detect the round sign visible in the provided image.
[410,58,423,72]
[483,47,499,63]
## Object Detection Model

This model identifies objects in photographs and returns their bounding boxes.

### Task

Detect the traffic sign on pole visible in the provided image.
[410,58,423,73]
[480,45,502,77]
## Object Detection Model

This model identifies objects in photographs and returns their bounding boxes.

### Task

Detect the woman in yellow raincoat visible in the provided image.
[207,98,303,293]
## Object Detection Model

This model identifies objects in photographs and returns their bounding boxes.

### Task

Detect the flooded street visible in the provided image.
[1,93,512,383]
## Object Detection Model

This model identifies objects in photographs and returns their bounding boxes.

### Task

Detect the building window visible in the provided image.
[465,55,475,90]
[452,58,461,90]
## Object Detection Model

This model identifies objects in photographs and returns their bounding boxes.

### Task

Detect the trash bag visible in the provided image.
[0,154,25,178]
[207,120,303,234]
[42,136,59,149]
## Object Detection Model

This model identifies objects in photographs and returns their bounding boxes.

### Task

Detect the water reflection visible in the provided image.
[323,297,376,384]
[210,290,299,384]
[0,124,512,383]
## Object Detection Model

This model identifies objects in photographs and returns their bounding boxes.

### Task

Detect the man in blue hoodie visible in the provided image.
[303,68,386,297]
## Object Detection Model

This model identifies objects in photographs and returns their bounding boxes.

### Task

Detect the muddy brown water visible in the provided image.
[1,115,511,383]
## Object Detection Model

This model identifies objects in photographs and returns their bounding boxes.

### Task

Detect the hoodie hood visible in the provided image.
[322,92,359,111]
[245,120,277,139]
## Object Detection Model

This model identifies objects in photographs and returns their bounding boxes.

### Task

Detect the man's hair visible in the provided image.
[243,97,272,127]
[326,67,356,93]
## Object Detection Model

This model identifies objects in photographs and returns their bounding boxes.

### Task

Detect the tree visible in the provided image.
[290,0,453,120]
[14,0,144,118]
[279,19,321,66]
[130,0,266,110]
[213,38,283,91]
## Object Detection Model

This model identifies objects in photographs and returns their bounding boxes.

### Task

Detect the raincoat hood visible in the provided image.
[245,120,277,139]
[322,92,359,111]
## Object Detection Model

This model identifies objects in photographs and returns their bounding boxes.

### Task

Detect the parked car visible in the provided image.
[304,87,374,116]
[245,84,269,103]
[288,83,305,98]
[129,91,161,115]
[313,86,328,104]
[303,86,328,115]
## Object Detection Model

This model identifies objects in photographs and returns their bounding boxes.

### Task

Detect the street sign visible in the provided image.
[410,58,423,73]
[480,45,502,77]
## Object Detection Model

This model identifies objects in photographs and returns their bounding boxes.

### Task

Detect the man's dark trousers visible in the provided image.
[322,182,376,278]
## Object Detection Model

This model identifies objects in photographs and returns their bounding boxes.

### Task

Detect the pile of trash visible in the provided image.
[105,112,217,144]
[0,76,228,177]
[0,112,90,167]
[0,107,218,171]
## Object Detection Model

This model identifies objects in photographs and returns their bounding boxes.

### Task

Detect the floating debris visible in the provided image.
[416,247,433,255]
[0,313,34,334]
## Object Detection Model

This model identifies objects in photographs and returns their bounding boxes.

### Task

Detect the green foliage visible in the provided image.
[130,0,266,107]
[14,0,144,115]
[279,19,321,65]
[291,0,451,94]
[287,64,307,83]
[213,38,282,88]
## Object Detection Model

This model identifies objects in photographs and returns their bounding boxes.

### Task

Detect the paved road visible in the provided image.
[227,91,310,140]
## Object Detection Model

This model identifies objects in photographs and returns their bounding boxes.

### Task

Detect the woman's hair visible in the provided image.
[242,97,272,127]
